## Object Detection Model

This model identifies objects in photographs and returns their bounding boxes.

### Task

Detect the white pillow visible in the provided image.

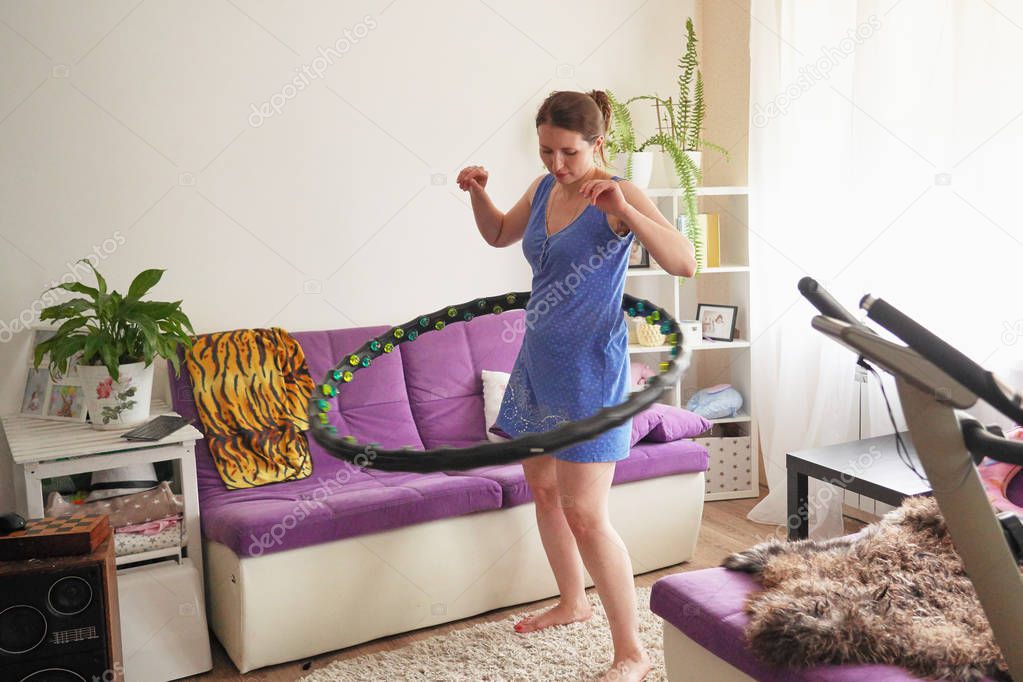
[481,369,511,442]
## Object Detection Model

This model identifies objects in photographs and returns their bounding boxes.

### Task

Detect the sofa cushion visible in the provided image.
[481,369,511,443]
[631,403,711,446]
[292,326,426,451]
[199,452,503,557]
[447,439,709,507]
[400,311,522,449]
[645,405,711,442]
[650,568,1000,682]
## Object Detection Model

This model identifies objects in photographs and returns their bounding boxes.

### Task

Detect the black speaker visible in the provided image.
[0,538,121,682]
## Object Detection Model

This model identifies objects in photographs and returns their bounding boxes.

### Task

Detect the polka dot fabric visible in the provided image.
[490,174,635,463]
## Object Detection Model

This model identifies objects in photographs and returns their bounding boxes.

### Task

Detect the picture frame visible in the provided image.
[628,240,650,268]
[20,367,50,417]
[696,303,739,342]
[20,325,88,422]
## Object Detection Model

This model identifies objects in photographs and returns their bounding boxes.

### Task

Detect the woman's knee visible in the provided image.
[523,455,562,510]
[531,484,566,511]
[563,504,607,539]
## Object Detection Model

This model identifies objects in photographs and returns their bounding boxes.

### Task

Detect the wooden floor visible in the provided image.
[197,489,866,681]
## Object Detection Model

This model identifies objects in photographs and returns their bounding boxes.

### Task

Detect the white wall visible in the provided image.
[0,0,703,511]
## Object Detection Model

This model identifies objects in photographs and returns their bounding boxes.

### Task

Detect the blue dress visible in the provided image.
[490,173,636,463]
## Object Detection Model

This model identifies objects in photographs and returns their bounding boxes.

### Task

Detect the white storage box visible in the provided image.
[696,436,753,499]
[118,557,211,681]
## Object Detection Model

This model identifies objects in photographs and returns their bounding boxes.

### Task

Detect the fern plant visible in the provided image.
[634,17,729,281]
[604,90,638,179]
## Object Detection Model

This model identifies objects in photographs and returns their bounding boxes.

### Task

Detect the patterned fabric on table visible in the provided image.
[185,327,316,489]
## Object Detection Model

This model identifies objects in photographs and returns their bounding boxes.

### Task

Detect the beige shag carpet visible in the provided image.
[299,587,666,681]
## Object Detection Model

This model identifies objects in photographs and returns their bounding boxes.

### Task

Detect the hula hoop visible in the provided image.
[308,291,690,472]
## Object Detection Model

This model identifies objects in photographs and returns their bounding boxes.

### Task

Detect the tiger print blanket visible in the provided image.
[185,327,315,489]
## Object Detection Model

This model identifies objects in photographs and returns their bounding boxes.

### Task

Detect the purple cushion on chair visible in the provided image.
[651,568,1001,681]
[631,404,711,446]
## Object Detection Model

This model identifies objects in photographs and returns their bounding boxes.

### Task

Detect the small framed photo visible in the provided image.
[696,303,739,342]
[628,241,649,268]
[22,325,88,422]
[44,384,86,421]
[21,367,51,417]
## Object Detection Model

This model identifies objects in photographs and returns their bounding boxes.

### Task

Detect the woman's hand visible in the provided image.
[457,165,489,193]
[579,178,629,219]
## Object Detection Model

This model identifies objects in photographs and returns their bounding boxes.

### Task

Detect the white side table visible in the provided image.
[0,400,213,681]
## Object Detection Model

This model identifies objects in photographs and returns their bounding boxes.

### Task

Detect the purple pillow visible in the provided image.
[631,403,711,446]
[630,407,664,447]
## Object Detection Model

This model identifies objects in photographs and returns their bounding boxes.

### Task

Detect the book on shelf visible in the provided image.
[677,213,721,269]
[696,214,721,269]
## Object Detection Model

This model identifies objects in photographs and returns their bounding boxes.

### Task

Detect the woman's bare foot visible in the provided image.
[513,601,593,633]
[599,650,652,681]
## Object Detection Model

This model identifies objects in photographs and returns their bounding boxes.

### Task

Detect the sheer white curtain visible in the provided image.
[748,0,1023,537]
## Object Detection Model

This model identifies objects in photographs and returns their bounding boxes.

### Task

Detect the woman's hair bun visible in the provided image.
[587,90,612,134]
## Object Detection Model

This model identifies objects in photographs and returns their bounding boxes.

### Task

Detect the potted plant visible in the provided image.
[634,17,728,275]
[33,259,195,430]
[605,90,654,189]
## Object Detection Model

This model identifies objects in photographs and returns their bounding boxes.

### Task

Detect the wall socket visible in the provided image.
[854,365,869,383]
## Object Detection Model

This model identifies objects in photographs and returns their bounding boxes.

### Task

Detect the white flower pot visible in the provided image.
[612,151,654,188]
[77,361,155,430]
[659,150,702,188]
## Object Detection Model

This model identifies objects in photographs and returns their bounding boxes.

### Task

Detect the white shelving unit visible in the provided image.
[625,185,759,501]
[1,399,214,680]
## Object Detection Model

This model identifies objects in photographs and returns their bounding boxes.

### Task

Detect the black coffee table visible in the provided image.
[787,432,933,540]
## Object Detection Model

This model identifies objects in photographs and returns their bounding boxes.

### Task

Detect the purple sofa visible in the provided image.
[168,309,710,672]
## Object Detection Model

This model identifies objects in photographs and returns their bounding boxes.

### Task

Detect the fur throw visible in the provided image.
[722,495,1016,681]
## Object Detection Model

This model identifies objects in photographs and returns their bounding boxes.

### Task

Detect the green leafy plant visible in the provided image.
[604,89,639,179]
[633,17,729,279]
[33,259,195,382]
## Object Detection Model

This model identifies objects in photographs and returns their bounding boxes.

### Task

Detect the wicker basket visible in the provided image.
[624,311,638,344]
[634,319,666,346]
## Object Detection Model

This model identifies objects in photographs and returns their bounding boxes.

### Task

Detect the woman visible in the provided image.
[457,90,696,682]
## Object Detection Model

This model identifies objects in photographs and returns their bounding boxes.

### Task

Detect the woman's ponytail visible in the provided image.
[587,89,613,136]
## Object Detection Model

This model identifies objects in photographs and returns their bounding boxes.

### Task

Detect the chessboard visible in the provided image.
[0,513,111,561]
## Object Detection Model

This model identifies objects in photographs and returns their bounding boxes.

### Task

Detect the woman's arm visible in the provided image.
[581,178,698,277]
[458,166,544,247]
